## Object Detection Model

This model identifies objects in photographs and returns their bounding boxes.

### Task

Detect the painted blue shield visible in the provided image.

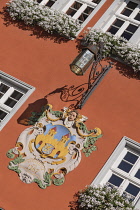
[44,123,76,146]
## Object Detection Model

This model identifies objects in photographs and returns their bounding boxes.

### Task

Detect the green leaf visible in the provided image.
[53,177,65,186]
[6,149,15,159]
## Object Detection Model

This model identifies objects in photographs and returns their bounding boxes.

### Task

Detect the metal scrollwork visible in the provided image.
[59,61,113,109]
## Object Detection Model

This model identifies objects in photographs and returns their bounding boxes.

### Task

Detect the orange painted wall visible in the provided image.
[0,0,140,210]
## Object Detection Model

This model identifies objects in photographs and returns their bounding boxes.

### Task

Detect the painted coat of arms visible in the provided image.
[7,104,102,189]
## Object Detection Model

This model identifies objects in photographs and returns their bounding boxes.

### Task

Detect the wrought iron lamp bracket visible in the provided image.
[75,58,114,109]
[55,43,114,110]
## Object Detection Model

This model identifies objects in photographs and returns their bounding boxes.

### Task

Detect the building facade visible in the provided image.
[0,0,140,209]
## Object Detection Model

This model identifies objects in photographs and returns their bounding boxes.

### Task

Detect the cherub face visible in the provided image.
[68,111,77,121]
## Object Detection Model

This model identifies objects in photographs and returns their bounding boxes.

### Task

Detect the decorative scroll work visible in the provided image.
[7,104,102,189]
[44,62,113,110]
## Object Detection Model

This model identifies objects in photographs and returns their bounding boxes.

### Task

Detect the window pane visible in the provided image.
[134,12,140,21]
[121,2,138,17]
[11,90,23,100]
[124,151,138,164]
[108,26,119,35]
[108,174,123,187]
[78,14,88,23]
[107,19,124,35]
[92,0,101,3]
[66,2,82,16]
[121,31,132,40]
[114,19,124,27]
[0,83,9,93]
[125,183,140,197]
[135,169,140,179]
[5,98,17,108]
[0,92,3,99]
[66,8,77,16]
[118,160,132,172]
[126,24,138,33]
[46,0,56,7]
[121,8,133,17]
[84,6,94,15]
[78,7,94,23]
[72,2,82,10]
[0,110,7,120]
[127,1,138,10]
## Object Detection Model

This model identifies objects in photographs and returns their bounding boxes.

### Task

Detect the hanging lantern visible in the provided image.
[70,45,99,76]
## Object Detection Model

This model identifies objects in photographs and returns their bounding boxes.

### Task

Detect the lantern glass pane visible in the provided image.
[70,49,95,75]
[76,49,94,68]
[70,65,83,75]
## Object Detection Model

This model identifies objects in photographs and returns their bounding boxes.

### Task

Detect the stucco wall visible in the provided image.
[0,0,140,209]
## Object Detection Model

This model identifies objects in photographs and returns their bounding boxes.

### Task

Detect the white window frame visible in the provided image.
[0,71,35,130]
[91,136,140,209]
[62,0,100,22]
[105,0,140,38]
[92,0,140,45]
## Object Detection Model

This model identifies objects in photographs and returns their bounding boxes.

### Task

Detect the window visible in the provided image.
[121,24,138,40]
[66,2,94,24]
[93,0,140,45]
[121,1,138,16]
[66,1,83,17]
[0,71,35,130]
[107,18,124,35]
[106,150,140,202]
[64,0,99,25]
[106,0,140,41]
[35,0,105,35]
[45,0,57,7]
[78,6,94,24]
[91,136,140,208]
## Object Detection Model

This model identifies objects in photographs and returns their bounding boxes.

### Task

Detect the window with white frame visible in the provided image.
[65,0,100,24]
[107,1,140,40]
[36,0,106,35]
[0,71,35,130]
[66,1,83,17]
[91,136,140,208]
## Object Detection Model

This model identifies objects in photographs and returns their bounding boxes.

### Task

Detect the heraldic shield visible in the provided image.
[7,104,102,189]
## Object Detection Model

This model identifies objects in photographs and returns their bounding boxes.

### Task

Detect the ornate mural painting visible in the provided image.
[7,104,102,189]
